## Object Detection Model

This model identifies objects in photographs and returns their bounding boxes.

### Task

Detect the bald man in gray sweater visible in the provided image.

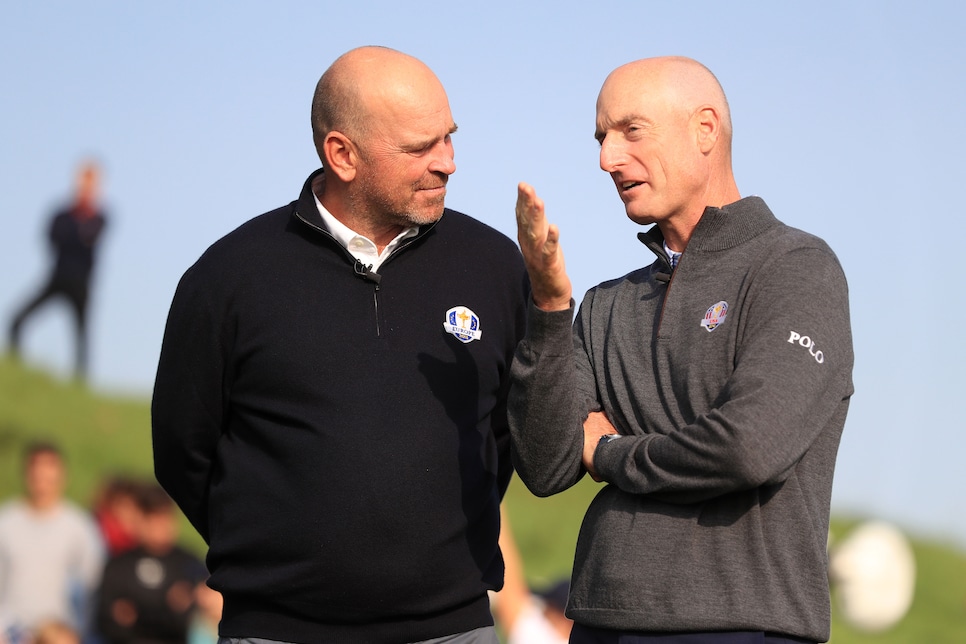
[510,56,853,644]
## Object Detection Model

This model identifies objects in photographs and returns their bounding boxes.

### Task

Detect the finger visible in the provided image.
[544,223,560,257]
[515,182,533,228]
[515,182,545,233]
[516,181,536,206]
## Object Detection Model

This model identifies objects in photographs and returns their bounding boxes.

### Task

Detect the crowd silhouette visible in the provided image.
[0,441,220,644]
[0,439,581,644]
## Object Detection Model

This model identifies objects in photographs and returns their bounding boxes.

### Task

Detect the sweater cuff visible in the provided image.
[594,433,632,485]
[525,298,575,350]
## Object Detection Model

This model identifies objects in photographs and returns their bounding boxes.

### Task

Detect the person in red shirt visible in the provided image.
[8,160,108,379]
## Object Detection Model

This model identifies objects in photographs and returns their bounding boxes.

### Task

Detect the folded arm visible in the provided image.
[592,247,854,502]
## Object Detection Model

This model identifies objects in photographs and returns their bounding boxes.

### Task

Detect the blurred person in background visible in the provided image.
[92,476,142,557]
[95,484,206,644]
[32,620,80,644]
[0,441,105,642]
[7,160,108,380]
[490,507,572,643]
[186,581,221,644]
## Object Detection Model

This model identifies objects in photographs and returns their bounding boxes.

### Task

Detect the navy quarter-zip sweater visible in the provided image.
[152,170,529,643]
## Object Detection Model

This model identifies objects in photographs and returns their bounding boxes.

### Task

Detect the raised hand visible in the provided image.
[515,182,573,311]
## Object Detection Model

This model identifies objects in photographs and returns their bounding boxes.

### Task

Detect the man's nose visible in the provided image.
[430,139,456,175]
[599,137,623,173]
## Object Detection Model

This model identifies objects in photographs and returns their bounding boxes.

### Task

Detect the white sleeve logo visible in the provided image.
[787,331,825,364]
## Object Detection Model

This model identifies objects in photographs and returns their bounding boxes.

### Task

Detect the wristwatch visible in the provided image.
[598,434,622,446]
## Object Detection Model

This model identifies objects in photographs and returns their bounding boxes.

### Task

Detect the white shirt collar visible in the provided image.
[313,191,418,272]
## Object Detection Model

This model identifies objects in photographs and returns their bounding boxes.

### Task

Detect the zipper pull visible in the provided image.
[353,258,382,286]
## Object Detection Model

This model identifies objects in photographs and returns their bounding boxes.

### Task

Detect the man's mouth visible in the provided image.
[620,180,644,192]
[417,178,448,192]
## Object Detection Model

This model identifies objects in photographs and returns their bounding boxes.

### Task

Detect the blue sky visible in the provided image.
[2,2,964,547]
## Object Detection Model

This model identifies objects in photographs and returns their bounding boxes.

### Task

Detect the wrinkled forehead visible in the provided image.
[368,80,455,138]
[596,69,672,127]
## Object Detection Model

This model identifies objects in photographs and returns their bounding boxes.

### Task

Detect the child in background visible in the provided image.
[95,484,206,644]
[92,477,141,557]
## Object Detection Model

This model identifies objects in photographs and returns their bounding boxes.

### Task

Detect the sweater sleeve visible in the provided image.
[494,275,532,501]
[508,300,592,497]
[151,262,229,543]
[594,246,854,503]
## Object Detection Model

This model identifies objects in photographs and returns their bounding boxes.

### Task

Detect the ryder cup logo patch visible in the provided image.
[700,301,729,332]
[443,306,482,344]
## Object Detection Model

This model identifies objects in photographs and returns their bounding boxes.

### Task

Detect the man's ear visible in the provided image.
[322,131,358,182]
[693,106,720,155]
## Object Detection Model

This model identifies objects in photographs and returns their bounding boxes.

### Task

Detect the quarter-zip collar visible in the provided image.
[638,225,673,275]
[637,196,779,277]
[291,168,440,266]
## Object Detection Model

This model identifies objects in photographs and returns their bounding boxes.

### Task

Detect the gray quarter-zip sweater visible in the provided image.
[508,197,853,642]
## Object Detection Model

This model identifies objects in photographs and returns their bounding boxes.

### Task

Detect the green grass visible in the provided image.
[2,356,964,641]
[0,356,153,506]
[827,517,966,643]
[0,355,207,553]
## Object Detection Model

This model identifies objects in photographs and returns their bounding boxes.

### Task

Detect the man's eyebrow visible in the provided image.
[595,115,653,142]
[404,125,458,151]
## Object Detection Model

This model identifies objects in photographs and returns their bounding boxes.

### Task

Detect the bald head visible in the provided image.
[595,56,740,245]
[599,56,732,155]
[309,47,457,244]
[311,46,449,163]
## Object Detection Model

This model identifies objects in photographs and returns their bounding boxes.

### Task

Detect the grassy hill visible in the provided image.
[1,356,964,642]
[0,357,154,508]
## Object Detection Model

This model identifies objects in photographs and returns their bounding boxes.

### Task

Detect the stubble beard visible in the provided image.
[352,174,447,230]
